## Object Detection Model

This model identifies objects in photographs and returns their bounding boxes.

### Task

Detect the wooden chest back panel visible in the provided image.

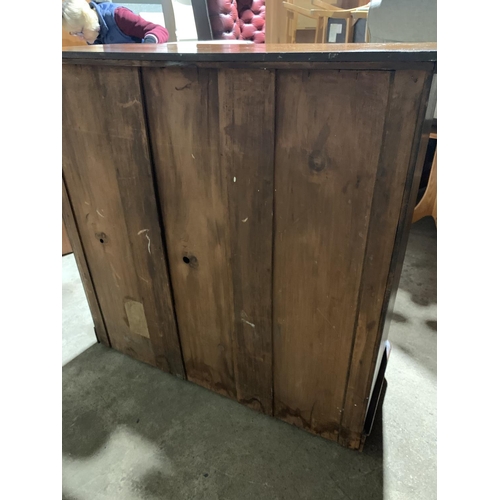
[62,58,434,448]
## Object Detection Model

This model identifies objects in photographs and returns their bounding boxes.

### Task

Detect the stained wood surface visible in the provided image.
[62,42,437,64]
[273,69,390,440]
[219,69,275,413]
[63,179,109,346]
[338,70,429,448]
[62,64,185,377]
[62,53,436,448]
[353,72,436,448]
[62,60,435,74]
[142,67,275,413]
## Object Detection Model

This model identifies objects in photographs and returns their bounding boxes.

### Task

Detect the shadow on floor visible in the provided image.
[63,344,384,500]
[397,217,437,309]
[385,217,437,380]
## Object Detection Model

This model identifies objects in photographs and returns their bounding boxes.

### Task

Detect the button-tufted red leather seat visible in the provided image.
[207,0,241,40]
[238,0,265,43]
[206,0,265,43]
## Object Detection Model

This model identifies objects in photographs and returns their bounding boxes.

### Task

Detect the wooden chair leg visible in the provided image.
[315,17,325,43]
[291,13,298,43]
[321,16,328,42]
[286,11,298,43]
[413,147,437,226]
[285,12,291,43]
[345,17,354,42]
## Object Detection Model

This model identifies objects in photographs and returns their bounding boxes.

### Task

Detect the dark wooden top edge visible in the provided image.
[62,42,437,64]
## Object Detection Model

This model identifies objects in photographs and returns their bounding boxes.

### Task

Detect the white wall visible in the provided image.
[367,0,437,119]
[367,0,437,43]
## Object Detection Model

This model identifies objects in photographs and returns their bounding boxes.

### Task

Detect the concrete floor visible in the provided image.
[62,218,436,500]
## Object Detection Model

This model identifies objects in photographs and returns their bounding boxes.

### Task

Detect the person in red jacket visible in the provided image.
[62,0,169,45]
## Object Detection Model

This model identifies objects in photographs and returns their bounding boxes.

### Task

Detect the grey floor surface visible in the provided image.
[62,217,437,500]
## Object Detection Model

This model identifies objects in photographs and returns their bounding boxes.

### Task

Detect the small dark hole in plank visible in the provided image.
[183,256,190,264]
[99,238,104,244]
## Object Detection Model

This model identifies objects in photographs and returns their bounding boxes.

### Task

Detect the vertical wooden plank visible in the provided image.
[344,70,436,449]
[373,73,436,393]
[62,65,185,377]
[273,69,391,441]
[63,178,109,347]
[143,66,236,398]
[219,69,275,414]
[338,70,431,449]
[143,67,275,412]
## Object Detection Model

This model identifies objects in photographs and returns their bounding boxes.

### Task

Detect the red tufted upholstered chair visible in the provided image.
[207,0,241,40]
[205,0,266,43]
[237,0,266,43]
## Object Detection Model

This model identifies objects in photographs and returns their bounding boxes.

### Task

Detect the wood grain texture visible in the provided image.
[63,179,109,346]
[62,59,435,74]
[61,51,437,449]
[62,42,437,64]
[143,67,274,412]
[338,70,429,449]
[273,69,391,440]
[62,64,185,377]
[363,73,436,427]
[143,66,235,397]
[219,69,275,414]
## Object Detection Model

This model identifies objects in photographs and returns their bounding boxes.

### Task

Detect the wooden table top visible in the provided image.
[62,42,437,63]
